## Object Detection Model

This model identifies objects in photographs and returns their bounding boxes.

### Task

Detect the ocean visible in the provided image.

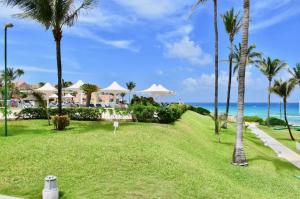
[188,102,300,125]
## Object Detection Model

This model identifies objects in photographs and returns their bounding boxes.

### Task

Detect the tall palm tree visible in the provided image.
[191,0,219,135]
[232,43,261,76]
[0,67,25,98]
[270,79,296,141]
[126,81,136,103]
[81,84,98,107]
[1,67,24,83]
[289,63,300,86]
[5,0,94,116]
[256,57,287,123]
[221,8,242,128]
[232,0,250,166]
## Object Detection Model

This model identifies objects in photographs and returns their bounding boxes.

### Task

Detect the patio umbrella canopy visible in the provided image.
[65,80,84,91]
[35,82,57,92]
[141,84,176,96]
[101,81,128,94]
[49,94,58,99]
[63,93,74,98]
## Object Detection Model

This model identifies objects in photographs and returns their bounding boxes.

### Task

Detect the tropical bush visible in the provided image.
[17,108,103,121]
[190,106,210,115]
[52,115,70,130]
[157,106,182,124]
[130,95,159,106]
[130,104,158,122]
[244,116,264,124]
[263,117,286,126]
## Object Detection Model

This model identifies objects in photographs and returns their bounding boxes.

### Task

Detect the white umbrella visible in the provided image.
[141,84,176,96]
[49,94,58,99]
[65,80,84,104]
[101,81,128,94]
[65,80,84,91]
[63,93,74,98]
[35,82,57,92]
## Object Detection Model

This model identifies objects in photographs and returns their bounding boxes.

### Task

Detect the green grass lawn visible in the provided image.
[258,125,300,154]
[0,111,299,199]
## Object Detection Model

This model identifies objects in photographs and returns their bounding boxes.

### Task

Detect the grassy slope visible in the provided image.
[0,111,299,199]
[259,125,300,154]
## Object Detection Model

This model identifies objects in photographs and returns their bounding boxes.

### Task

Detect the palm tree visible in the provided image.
[256,57,287,123]
[5,0,94,116]
[270,79,296,141]
[221,8,242,128]
[0,67,25,98]
[289,63,300,86]
[81,84,98,107]
[232,43,261,76]
[32,92,50,125]
[232,0,250,166]
[126,81,136,103]
[191,0,219,135]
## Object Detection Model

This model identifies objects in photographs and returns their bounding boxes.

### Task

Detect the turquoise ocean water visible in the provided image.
[189,103,300,125]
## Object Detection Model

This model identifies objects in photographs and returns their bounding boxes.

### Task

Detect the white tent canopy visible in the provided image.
[49,94,58,99]
[63,93,74,98]
[35,82,57,92]
[101,81,128,94]
[65,80,84,91]
[141,84,176,96]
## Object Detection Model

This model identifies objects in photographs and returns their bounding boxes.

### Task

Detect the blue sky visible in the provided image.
[0,0,300,102]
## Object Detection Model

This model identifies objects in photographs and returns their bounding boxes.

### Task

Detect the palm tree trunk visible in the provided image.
[86,93,91,107]
[232,0,249,166]
[225,40,233,128]
[267,79,271,125]
[53,29,63,116]
[213,0,219,135]
[284,98,295,141]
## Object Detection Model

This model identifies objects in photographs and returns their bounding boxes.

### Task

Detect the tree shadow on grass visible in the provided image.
[248,155,299,171]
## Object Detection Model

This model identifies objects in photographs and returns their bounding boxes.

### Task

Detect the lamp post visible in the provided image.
[4,23,13,136]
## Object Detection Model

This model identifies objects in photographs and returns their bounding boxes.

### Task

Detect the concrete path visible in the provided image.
[248,123,300,169]
[0,195,22,199]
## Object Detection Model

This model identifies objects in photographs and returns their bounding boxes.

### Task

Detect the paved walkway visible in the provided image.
[248,123,300,169]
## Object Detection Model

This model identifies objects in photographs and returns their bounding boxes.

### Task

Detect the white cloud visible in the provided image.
[65,27,138,52]
[79,8,137,29]
[113,0,193,19]
[158,25,211,65]
[20,66,89,75]
[251,0,300,31]
[251,7,300,31]
[165,36,212,65]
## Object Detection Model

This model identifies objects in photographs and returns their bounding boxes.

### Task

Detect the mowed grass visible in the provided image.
[259,125,300,154]
[0,111,299,199]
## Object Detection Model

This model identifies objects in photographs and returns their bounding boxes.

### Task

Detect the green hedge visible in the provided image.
[157,106,182,124]
[17,108,103,121]
[244,116,264,124]
[129,104,190,124]
[190,106,210,115]
[130,104,158,123]
[264,117,286,126]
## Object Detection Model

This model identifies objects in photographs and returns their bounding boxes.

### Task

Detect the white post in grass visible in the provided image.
[296,142,300,151]
[113,121,119,134]
[43,176,59,199]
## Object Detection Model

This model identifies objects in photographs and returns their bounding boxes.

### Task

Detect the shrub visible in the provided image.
[264,117,286,126]
[17,108,47,119]
[169,104,191,115]
[52,115,70,130]
[190,106,210,115]
[130,95,159,106]
[244,116,264,124]
[130,104,158,122]
[17,108,102,121]
[157,106,181,124]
